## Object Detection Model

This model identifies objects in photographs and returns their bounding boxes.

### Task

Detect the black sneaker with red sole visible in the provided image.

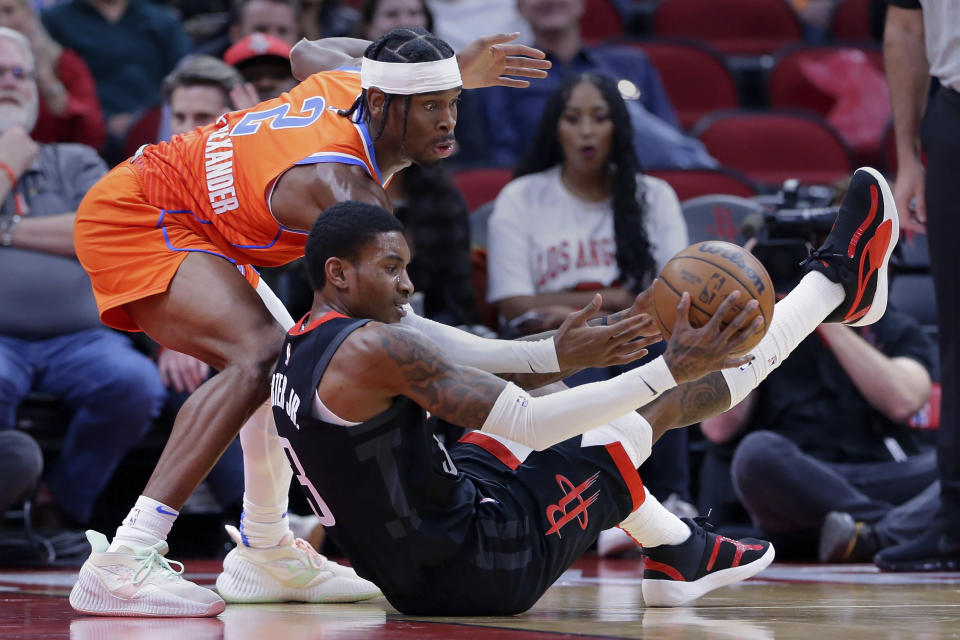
[802,167,899,326]
[642,517,775,607]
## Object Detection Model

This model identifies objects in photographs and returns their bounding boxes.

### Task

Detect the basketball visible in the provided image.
[651,241,775,356]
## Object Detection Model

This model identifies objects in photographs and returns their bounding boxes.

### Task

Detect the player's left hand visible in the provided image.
[601,287,656,327]
[553,293,661,370]
[456,33,551,89]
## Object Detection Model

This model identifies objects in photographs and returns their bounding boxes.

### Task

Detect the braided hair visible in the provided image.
[338,27,455,143]
[515,73,655,291]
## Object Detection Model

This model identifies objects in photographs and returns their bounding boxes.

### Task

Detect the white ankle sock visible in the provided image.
[721,271,844,409]
[618,487,691,548]
[238,402,294,548]
[239,497,289,548]
[110,495,178,550]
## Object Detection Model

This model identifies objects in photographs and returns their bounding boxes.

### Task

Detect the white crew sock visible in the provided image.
[721,271,844,409]
[618,487,691,548]
[238,401,293,548]
[110,495,178,550]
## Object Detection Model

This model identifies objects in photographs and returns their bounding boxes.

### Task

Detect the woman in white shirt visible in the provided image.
[487,72,688,334]
[486,73,694,516]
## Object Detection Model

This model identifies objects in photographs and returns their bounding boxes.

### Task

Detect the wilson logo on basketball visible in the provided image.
[544,472,600,538]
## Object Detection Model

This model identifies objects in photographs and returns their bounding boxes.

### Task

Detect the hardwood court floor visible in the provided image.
[2,557,960,639]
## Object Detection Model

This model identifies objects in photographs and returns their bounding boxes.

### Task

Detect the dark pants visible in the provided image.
[731,431,938,547]
[922,86,960,536]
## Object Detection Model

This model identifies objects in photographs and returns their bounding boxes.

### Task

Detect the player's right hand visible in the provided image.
[662,291,763,384]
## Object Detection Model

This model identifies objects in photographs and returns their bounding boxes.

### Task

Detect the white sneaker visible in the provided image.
[215,525,381,603]
[69,530,225,617]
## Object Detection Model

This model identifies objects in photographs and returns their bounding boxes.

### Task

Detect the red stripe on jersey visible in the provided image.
[604,442,645,511]
[459,431,523,470]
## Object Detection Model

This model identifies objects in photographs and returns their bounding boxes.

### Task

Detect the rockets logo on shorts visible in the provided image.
[544,472,600,538]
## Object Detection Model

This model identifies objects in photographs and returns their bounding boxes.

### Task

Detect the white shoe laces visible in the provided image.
[132,548,185,585]
[293,538,328,570]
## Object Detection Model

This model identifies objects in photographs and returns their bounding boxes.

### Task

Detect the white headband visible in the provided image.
[360,57,462,95]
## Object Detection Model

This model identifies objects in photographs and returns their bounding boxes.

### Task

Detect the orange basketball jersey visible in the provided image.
[132,68,385,268]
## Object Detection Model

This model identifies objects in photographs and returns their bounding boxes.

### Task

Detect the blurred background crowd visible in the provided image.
[0,0,945,571]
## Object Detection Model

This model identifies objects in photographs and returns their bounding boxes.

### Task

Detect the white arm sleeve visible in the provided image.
[479,356,677,450]
[400,305,560,373]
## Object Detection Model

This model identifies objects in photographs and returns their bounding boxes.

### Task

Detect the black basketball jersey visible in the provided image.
[271,311,479,599]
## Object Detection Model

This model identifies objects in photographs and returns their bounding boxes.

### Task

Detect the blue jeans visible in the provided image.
[0,329,165,523]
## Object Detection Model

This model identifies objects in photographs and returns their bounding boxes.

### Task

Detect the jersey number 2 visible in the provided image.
[231,96,327,136]
[278,436,336,526]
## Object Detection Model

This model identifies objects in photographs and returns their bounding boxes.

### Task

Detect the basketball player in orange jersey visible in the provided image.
[68,27,665,617]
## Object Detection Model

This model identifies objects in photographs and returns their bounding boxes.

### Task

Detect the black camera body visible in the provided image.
[750,180,839,292]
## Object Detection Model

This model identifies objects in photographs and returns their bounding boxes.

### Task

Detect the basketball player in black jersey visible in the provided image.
[274,164,900,614]
[271,200,774,615]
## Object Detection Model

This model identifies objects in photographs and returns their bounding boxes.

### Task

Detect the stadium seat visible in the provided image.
[829,0,873,41]
[767,44,887,165]
[580,0,625,45]
[653,0,802,55]
[768,44,883,116]
[679,194,765,245]
[646,167,758,201]
[618,38,738,130]
[692,110,854,187]
[450,167,514,212]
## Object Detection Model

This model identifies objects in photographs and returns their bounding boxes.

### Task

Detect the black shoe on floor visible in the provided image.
[819,511,879,563]
[874,520,960,572]
[801,167,899,326]
[642,517,775,607]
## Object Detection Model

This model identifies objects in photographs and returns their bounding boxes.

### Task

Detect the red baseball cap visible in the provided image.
[224,33,291,68]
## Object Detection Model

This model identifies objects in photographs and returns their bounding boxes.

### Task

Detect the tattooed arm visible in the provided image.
[320,293,762,451]
[320,321,676,449]
[401,292,657,381]
[639,372,733,445]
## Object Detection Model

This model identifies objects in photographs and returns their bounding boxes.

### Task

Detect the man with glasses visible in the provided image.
[0,26,166,531]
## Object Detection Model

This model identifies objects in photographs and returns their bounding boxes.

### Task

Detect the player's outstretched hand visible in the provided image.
[662,291,763,384]
[553,293,661,370]
[456,33,551,89]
